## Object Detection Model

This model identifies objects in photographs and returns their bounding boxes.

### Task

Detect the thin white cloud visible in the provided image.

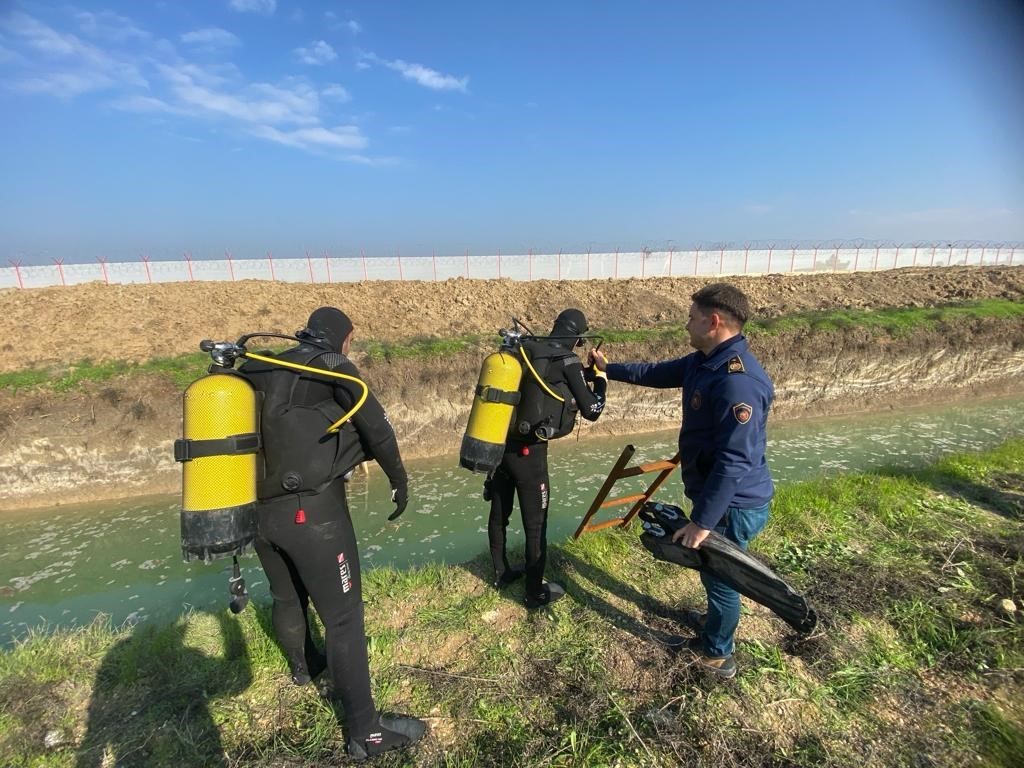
[250,124,367,151]
[181,27,240,49]
[347,20,362,34]
[322,84,351,102]
[159,64,320,125]
[5,10,388,162]
[74,10,148,42]
[295,40,336,66]
[228,0,276,15]
[744,203,773,216]
[16,70,115,98]
[361,52,468,92]
[1,11,146,89]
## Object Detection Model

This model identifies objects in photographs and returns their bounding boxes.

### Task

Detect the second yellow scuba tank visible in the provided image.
[460,331,523,473]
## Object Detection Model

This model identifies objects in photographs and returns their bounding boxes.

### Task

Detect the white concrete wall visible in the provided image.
[2,244,1018,289]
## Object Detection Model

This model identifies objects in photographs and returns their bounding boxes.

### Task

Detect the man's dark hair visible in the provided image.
[691,283,750,327]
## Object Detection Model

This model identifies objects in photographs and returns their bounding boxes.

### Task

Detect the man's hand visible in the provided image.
[673,522,710,549]
[388,483,409,521]
[588,349,608,372]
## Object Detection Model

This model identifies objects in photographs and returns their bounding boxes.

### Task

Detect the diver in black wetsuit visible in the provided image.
[487,308,607,607]
[240,306,425,761]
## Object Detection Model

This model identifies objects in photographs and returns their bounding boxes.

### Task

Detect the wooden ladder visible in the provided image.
[573,445,680,539]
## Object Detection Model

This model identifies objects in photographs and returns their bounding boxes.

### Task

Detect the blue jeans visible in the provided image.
[699,502,771,658]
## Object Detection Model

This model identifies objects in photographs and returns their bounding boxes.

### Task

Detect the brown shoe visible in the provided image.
[682,635,737,679]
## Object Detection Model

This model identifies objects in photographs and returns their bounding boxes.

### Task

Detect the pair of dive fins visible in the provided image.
[638,501,818,635]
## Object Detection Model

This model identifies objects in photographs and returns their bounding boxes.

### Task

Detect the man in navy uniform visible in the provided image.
[590,283,774,679]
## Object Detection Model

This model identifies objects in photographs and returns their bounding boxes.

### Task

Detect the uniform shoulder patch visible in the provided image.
[727,356,745,373]
[732,403,753,424]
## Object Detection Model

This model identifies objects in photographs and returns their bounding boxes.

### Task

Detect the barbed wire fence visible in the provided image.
[2,240,1020,289]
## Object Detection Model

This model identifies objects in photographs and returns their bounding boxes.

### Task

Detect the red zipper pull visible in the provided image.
[294,508,306,524]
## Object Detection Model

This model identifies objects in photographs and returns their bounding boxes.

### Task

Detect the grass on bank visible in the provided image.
[2,440,1022,767]
[2,299,1023,393]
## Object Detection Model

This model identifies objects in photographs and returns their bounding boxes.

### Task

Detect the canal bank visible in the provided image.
[2,309,1023,510]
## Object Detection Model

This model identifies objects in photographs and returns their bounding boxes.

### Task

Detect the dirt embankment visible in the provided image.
[1,266,1023,510]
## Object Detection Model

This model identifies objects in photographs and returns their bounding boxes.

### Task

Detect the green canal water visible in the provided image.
[3,395,1023,642]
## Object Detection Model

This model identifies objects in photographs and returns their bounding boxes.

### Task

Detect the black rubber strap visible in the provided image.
[475,384,521,405]
[174,433,261,462]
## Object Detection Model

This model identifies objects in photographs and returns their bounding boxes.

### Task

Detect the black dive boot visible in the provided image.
[525,582,565,609]
[346,713,426,761]
[290,648,328,686]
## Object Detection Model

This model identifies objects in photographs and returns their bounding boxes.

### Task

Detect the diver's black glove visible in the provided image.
[389,483,409,521]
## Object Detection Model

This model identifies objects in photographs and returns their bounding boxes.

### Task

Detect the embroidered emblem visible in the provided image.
[727,356,745,373]
[732,403,753,424]
[690,390,702,410]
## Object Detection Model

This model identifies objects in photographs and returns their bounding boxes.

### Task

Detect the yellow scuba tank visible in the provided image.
[176,335,372,563]
[460,340,523,473]
[175,364,260,563]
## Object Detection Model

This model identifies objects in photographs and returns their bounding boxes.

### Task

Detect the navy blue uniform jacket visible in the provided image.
[606,335,774,530]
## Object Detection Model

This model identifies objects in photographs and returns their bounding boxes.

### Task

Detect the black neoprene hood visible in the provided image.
[299,306,354,350]
[551,308,588,338]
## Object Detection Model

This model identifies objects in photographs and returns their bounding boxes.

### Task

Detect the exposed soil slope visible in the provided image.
[1,266,1023,509]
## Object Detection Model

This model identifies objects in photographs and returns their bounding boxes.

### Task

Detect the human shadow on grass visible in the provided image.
[76,611,251,768]
[555,548,691,645]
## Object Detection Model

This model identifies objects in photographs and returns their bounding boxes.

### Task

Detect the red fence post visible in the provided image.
[52,257,66,286]
[640,248,645,279]
[226,250,236,281]
[142,255,153,283]
[693,245,700,276]
[854,246,860,271]
[833,246,839,272]
[767,246,774,273]
[432,249,438,281]
[947,246,953,266]
[979,246,985,265]
[912,246,919,267]
[397,249,404,281]
[305,250,314,283]
[812,246,818,271]
[718,247,724,275]
[9,259,24,288]
[873,247,880,271]
[324,250,333,283]
[995,246,1001,265]
[361,249,368,281]
[930,246,936,267]
[266,251,275,281]
[668,247,674,277]
[97,257,109,284]
[1010,247,1016,265]
[790,248,796,272]
[893,245,900,269]
[743,245,749,274]
[184,252,194,282]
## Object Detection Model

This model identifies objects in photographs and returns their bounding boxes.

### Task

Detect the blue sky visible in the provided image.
[1,0,1022,264]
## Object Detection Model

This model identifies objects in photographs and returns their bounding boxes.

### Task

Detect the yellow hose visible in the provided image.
[242,351,369,433]
[518,346,564,403]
